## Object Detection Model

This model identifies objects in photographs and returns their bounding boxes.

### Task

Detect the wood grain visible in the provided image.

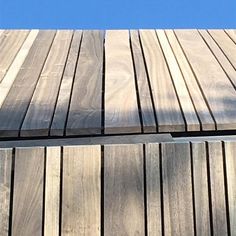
[0,31,56,137]
[50,30,82,136]
[130,30,156,133]
[44,147,60,236]
[104,144,145,235]
[105,30,141,134]
[224,141,236,235]
[145,143,162,235]
[12,147,44,236]
[21,30,73,137]
[62,146,101,236]
[157,30,200,131]
[140,30,185,132]
[191,142,211,235]
[66,30,104,135]
[162,142,194,236]
[225,29,236,43]
[175,30,236,130]
[0,148,12,236]
[207,141,228,236]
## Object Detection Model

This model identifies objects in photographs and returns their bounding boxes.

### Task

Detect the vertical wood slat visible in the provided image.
[62,146,101,236]
[0,149,12,236]
[50,30,82,136]
[66,30,104,135]
[162,142,194,236]
[12,147,45,236]
[104,144,145,235]
[105,30,141,134]
[0,31,56,137]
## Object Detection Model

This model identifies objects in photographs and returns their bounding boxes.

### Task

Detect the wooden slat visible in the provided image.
[224,141,236,235]
[199,30,236,88]
[44,147,60,236]
[0,30,29,82]
[0,31,56,137]
[21,30,73,137]
[162,142,194,235]
[12,147,44,236]
[104,144,145,235]
[165,30,215,130]
[0,148,12,236]
[145,143,162,235]
[62,146,101,236]
[208,30,236,69]
[157,30,200,131]
[130,30,156,133]
[0,30,38,108]
[191,142,211,235]
[50,30,82,136]
[140,30,185,132]
[207,141,228,235]
[66,30,104,135]
[225,29,236,44]
[105,30,141,134]
[175,30,236,130]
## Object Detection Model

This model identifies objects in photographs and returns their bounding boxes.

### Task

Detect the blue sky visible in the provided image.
[0,0,236,28]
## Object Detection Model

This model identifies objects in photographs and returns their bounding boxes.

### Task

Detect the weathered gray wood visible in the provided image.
[21,31,73,137]
[145,143,162,235]
[0,149,12,236]
[62,146,101,236]
[44,147,60,236]
[0,31,55,137]
[191,142,211,235]
[176,30,236,130]
[225,29,236,44]
[50,31,82,136]
[224,141,236,235]
[0,30,29,82]
[104,144,145,235]
[12,147,44,236]
[105,30,141,134]
[162,142,194,236]
[130,30,156,133]
[66,30,104,135]
[140,30,185,132]
[207,141,228,236]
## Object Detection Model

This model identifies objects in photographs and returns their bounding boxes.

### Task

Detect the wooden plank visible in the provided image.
[208,30,236,69]
[224,141,236,235]
[157,30,200,131]
[207,141,228,235]
[50,30,82,136]
[165,30,215,130]
[0,30,29,82]
[225,29,236,44]
[0,148,12,236]
[199,30,236,88]
[130,30,156,133]
[12,147,44,236]
[21,30,73,137]
[0,31,56,137]
[66,30,104,135]
[140,30,185,132]
[0,30,38,108]
[175,30,236,130]
[62,146,101,236]
[191,142,211,235]
[104,144,145,235]
[105,30,141,134]
[44,147,60,236]
[162,142,194,235]
[145,143,162,235]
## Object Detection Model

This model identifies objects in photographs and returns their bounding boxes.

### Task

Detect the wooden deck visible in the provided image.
[1,140,235,235]
[0,30,236,137]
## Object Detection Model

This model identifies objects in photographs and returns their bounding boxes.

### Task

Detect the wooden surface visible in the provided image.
[0,140,235,235]
[0,29,235,137]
